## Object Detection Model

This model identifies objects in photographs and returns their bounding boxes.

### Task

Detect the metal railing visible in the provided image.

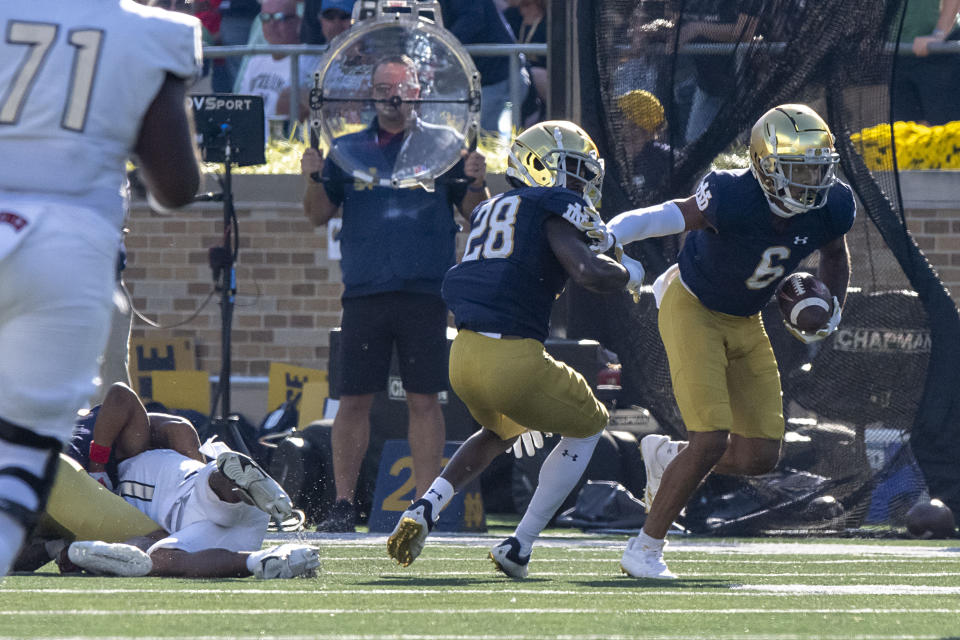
[201,42,548,133]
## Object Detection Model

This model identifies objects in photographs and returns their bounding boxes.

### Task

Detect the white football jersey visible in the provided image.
[117,449,208,534]
[0,1,201,228]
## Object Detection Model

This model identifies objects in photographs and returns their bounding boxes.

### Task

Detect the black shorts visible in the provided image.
[337,292,449,396]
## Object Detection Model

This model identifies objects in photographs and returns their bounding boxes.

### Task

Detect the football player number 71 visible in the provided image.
[1,21,103,132]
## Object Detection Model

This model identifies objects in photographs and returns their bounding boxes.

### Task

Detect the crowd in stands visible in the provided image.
[148,0,553,139]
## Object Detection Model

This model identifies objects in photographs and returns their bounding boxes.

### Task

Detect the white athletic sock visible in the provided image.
[422,477,454,515]
[0,511,27,576]
[637,528,665,549]
[513,432,601,555]
[246,546,268,574]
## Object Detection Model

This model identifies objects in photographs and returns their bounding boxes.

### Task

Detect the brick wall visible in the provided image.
[127,174,342,377]
[125,171,960,380]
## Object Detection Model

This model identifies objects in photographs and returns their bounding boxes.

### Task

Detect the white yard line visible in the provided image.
[2,607,959,616]
[322,570,960,577]
[0,635,951,640]
[280,535,960,558]
[319,556,960,565]
[5,586,960,596]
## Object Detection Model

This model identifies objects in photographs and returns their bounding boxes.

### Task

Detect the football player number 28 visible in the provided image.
[1,22,103,131]
[461,195,521,262]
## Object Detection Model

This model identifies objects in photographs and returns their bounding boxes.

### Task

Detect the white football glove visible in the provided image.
[785,296,842,344]
[508,430,550,458]
[89,471,114,492]
[617,246,645,303]
[583,218,616,254]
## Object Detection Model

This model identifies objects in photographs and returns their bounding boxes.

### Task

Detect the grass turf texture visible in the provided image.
[2,530,959,640]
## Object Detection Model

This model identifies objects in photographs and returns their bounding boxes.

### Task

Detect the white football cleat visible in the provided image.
[640,434,679,512]
[250,543,320,579]
[67,541,152,577]
[217,450,293,520]
[386,499,435,567]
[619,535,676,580]
[489,536,530,579]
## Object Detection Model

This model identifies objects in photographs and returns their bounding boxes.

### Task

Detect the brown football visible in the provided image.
[776,272,833,333]
[905,498,957,539]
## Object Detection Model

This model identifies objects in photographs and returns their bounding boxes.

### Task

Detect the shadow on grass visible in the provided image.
[369,575,550,587]
[575,578,734,590]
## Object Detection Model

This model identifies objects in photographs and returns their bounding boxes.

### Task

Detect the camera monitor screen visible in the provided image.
[190,94,266,166]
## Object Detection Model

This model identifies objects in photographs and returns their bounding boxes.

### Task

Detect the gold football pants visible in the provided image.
[658,278,784,440]
[448,329,608,440]
[34,454,162,542]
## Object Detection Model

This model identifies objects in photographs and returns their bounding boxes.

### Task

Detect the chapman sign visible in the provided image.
[832,327,931,353]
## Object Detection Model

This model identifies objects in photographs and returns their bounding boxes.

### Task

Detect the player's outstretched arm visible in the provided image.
[546,217,628,293]
[89,383,152,473]
[133,73,201,209]
[606,196,706,247]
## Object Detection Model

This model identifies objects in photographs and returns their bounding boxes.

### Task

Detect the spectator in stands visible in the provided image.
[213,0,262,93]
[300,55,489,533]
[437,0,518,134]
[505,0,548,126]
[617,90,672,196]
[616,4,672,100]
[893,0,960,126]
[234,0,322,138]
[302,0,356,45]
[669,1,760,144]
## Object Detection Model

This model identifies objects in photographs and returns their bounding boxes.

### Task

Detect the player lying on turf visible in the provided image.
[15,383,318,579]
[386,121,646,577]
[587,104,853,579]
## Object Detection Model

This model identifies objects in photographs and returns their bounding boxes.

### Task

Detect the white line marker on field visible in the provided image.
[2,608,959,616]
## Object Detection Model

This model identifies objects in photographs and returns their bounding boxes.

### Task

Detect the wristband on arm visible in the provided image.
[89,441,112,465]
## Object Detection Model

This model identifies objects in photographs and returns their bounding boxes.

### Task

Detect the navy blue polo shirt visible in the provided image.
[322,120,469,299]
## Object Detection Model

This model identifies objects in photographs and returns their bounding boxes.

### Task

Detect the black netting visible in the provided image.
[565,0,960,534]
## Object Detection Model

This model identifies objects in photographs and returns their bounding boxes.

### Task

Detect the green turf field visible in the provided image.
[3,531,959,640]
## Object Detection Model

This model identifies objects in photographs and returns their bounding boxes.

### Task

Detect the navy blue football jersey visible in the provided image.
[66,405,120,486]
[442,186,590,341]
[678,169,856,316]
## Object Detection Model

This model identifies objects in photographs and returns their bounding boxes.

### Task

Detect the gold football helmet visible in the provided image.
[749,104,840,218]
[506,120,605,206]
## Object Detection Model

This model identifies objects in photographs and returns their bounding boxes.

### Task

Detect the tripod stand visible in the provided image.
[206,132,246,452]
[191,95,266,454]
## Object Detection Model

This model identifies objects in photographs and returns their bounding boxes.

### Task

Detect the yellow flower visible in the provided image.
[851,120,960,170]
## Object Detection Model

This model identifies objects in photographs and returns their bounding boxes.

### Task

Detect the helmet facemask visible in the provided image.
[544,148,605,207]
[753,148,839,217]
[506,124,605,207]
[749,104,840,218]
